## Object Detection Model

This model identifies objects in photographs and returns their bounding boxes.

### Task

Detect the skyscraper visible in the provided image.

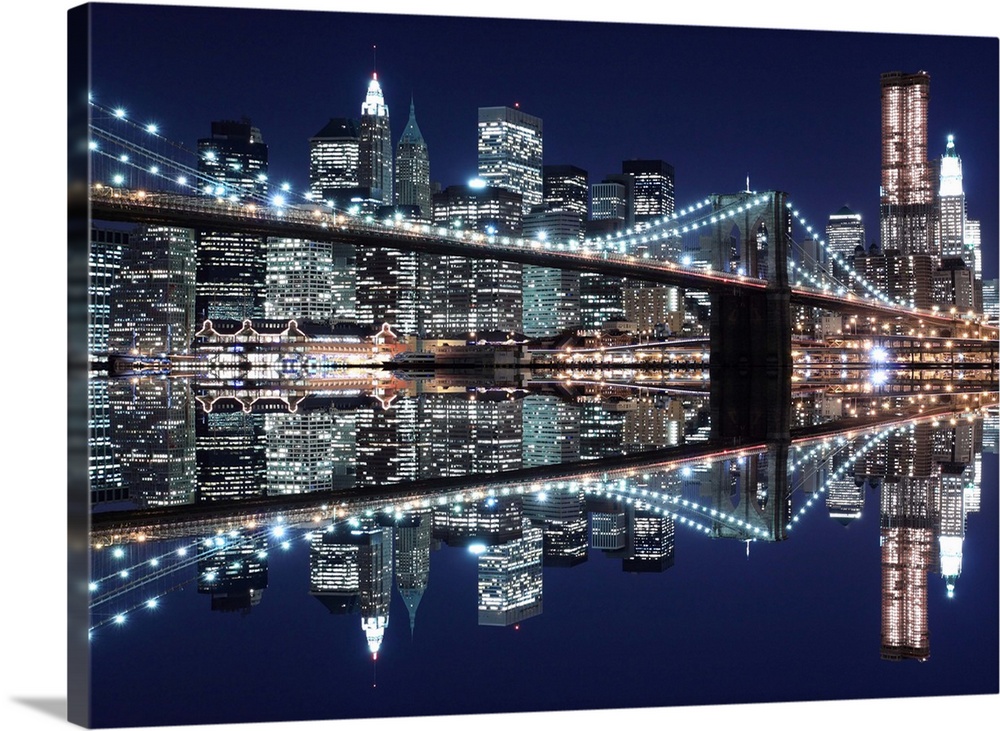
[825,206,865,281]
[308,119,359,322]
[428,183,524,335]
[109,225,196,355]
[309,117,361,202]
[880,71,934,255]
[621,159,675,225]
[395,99,431,218]
[196,119,269,321]
[89,227,127,360]
[542,165,588,219]
[477,106,543,215]
[359,73,393,202]
[936,135,966,261]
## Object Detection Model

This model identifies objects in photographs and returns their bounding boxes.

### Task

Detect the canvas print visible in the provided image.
[68,2,999,728]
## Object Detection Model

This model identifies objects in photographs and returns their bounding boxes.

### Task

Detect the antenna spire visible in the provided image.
[372,44,377,79]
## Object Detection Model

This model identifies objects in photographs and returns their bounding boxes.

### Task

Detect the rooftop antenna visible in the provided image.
[372,651,378,688]
[745,174,751,193]
[372,44,377,80]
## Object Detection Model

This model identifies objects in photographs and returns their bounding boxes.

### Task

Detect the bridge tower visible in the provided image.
[708,190,792,446]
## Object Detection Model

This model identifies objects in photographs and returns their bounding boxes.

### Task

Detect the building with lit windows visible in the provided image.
[983,279,999,325]
[622,510,675,573]
[880,71,934,256]
[356,396,421,486]
[523,490,588,568]
[853,245,933,309]
[264,406,343,494]
[428,183,524,336]
[195,407,265,502]
[359,73,393,202]
[108,225,196,355]
[419,394,523,477]
[89,378,125,506]
[826,206,865,281]
[542,165,588,218]
[197,534,268,614]
[622,159,675,224]
[521,394,580,467]
[433,496,524,548]
[196,119,269,321]
[395,99,431,218]
[89,227,127,361]
[356,246,419,333]
[477,519,543,626]
[522,204,583,337]
[394,510,432,636]
[477,106,543,215]
[590,509,628,550]
[309,118,361,201]
[590,179,629,224]
[265,238,336,323]
[108,378,196,509]
[936,135,966,261]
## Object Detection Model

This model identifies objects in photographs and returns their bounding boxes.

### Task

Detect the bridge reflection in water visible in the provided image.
[87,368,996,673]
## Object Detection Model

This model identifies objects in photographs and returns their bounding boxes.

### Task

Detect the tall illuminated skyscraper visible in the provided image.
[359,73,393,202]
[936,135,966,260]
[880,71,934,255]
[196,119,269,321]
[395,99,431,218]
[309,117,361,201]
[477,106,543,215]
[308,119,359,321]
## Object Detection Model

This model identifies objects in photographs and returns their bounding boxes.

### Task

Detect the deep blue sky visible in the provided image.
[88,3,998,279]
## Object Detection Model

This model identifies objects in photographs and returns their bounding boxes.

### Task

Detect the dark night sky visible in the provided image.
[87,2,999,279]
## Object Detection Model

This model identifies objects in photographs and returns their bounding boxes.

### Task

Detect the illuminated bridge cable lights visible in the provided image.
[785,201,893,305]
[784,427,894,531]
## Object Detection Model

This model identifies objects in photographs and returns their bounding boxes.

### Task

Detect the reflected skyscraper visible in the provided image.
[478,518,543,626]
[196,407,265,502]
[109,378,196,508]
[523,489,588,567]
[197,533,268,614]
[394,510,432,636]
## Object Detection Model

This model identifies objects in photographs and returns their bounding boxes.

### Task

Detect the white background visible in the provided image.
[1,1,996,729]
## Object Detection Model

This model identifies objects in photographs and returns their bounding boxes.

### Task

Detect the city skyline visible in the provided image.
[85,4,999,281]
[6,3,1000,731]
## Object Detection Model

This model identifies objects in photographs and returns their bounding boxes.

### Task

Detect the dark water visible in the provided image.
[85,374,999,727]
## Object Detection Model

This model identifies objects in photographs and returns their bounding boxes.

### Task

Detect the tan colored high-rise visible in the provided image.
[880,71,934,255]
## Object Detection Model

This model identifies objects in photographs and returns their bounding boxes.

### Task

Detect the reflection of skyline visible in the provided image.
[88,392,996,671]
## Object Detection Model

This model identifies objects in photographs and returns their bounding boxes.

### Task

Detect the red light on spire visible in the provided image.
[514,101,520,109]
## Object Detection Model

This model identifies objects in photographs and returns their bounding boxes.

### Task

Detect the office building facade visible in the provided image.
[478,106,543,214]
